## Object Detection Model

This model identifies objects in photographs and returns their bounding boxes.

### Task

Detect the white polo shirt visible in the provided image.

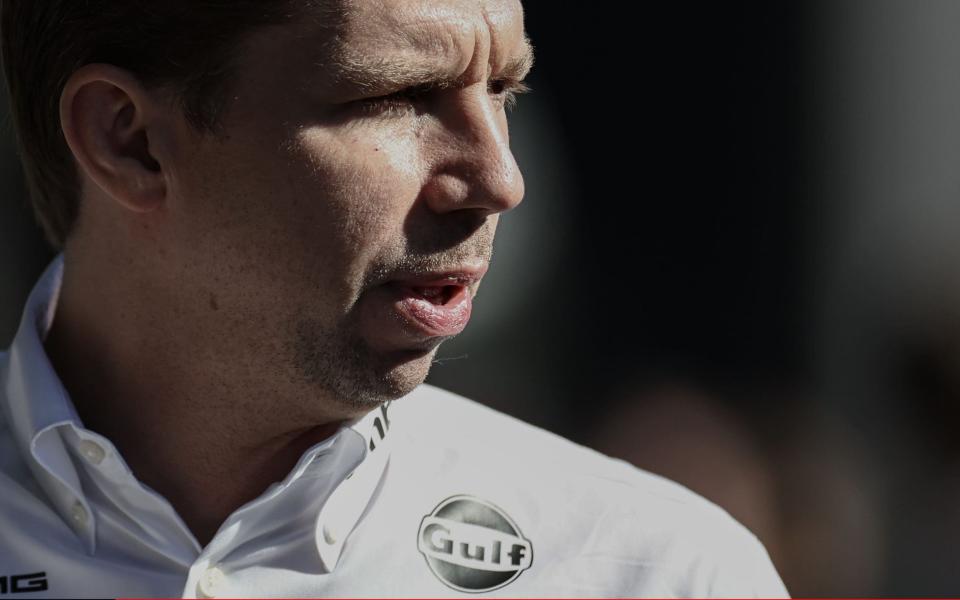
[0,258,789,598]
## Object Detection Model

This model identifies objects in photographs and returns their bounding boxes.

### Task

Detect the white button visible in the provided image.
[69,501,88,528]
[196,566,226,599]
[78,440,106,465]
[321,523,337,545]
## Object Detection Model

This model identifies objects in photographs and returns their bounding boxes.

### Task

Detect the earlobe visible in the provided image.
[60,64,167,213]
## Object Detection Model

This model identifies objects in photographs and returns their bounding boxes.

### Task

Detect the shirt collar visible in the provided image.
[1,256,96,550]
[1,255,392,567]
[315,400,392,571]
[3,255,76,438]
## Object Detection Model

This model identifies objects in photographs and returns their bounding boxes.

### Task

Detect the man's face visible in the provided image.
[162,0,530,413]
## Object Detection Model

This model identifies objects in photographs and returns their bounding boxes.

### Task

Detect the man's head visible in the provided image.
[2,0,531,415]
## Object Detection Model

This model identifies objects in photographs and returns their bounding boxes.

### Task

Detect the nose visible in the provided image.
[421,87,525,216]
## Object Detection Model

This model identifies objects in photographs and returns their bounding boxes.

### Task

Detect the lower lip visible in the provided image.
[355,282,475,353]
[393,284,472,337]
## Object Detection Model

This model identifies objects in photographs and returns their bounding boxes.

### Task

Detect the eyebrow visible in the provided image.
[501,36,535,81]
[325,35,535,94]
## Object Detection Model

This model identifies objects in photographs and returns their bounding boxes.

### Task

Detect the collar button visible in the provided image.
[78,440,106,465]
[197,566,226,599]
[321,523,338,545]
[69,501,89,528]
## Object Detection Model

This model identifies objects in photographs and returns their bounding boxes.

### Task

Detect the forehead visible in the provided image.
[321,0,527,83]
[223,0,529,116]
[340,0,524,43]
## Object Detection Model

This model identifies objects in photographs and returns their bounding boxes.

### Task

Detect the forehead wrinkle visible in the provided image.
[480,0,526,68]
[320,1,530,93]
[322,9,472,93]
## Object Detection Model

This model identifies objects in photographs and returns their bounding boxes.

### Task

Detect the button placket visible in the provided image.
[315,430,391,572]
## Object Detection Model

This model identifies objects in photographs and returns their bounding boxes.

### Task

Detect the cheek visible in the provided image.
[165,124,426,322]
[289,126,424,262]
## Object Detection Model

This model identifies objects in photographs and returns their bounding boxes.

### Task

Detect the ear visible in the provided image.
[59,64,168,213]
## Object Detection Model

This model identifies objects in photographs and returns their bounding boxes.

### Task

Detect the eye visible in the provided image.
[488,78,530,112]
[354,79,530,118]
[355,84,435,118]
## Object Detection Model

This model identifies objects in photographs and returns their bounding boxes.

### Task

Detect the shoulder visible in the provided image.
[392,384,788,597]
[397,383,735,504]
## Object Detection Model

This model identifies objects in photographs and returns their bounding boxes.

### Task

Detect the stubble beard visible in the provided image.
[288,315,440,413]
[287,222,495,413]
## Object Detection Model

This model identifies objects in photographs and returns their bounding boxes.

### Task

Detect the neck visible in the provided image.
[45,250,346,546]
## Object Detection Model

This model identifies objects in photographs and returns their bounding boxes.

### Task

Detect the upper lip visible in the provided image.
[388,264,489,287]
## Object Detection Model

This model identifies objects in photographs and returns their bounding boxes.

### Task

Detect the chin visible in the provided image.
[313,344,440,412]
[364,346,439,400]
[288,317,443,412]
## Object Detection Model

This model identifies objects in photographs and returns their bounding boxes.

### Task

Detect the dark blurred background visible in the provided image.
[4,0,960,595]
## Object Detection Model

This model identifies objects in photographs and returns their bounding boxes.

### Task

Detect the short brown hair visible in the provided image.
[1,1,321,248]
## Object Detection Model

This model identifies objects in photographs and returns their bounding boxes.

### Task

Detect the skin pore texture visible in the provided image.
[45,0,531,544]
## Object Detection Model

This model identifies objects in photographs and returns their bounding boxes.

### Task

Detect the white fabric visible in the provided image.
[0,257,789,598]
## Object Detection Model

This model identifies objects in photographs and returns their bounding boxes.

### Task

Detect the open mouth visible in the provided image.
[355,266,487,347]
[388,279,475,338]
[408,284,465,306]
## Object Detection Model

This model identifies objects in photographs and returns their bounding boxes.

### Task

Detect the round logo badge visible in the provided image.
[417,495,533,593]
